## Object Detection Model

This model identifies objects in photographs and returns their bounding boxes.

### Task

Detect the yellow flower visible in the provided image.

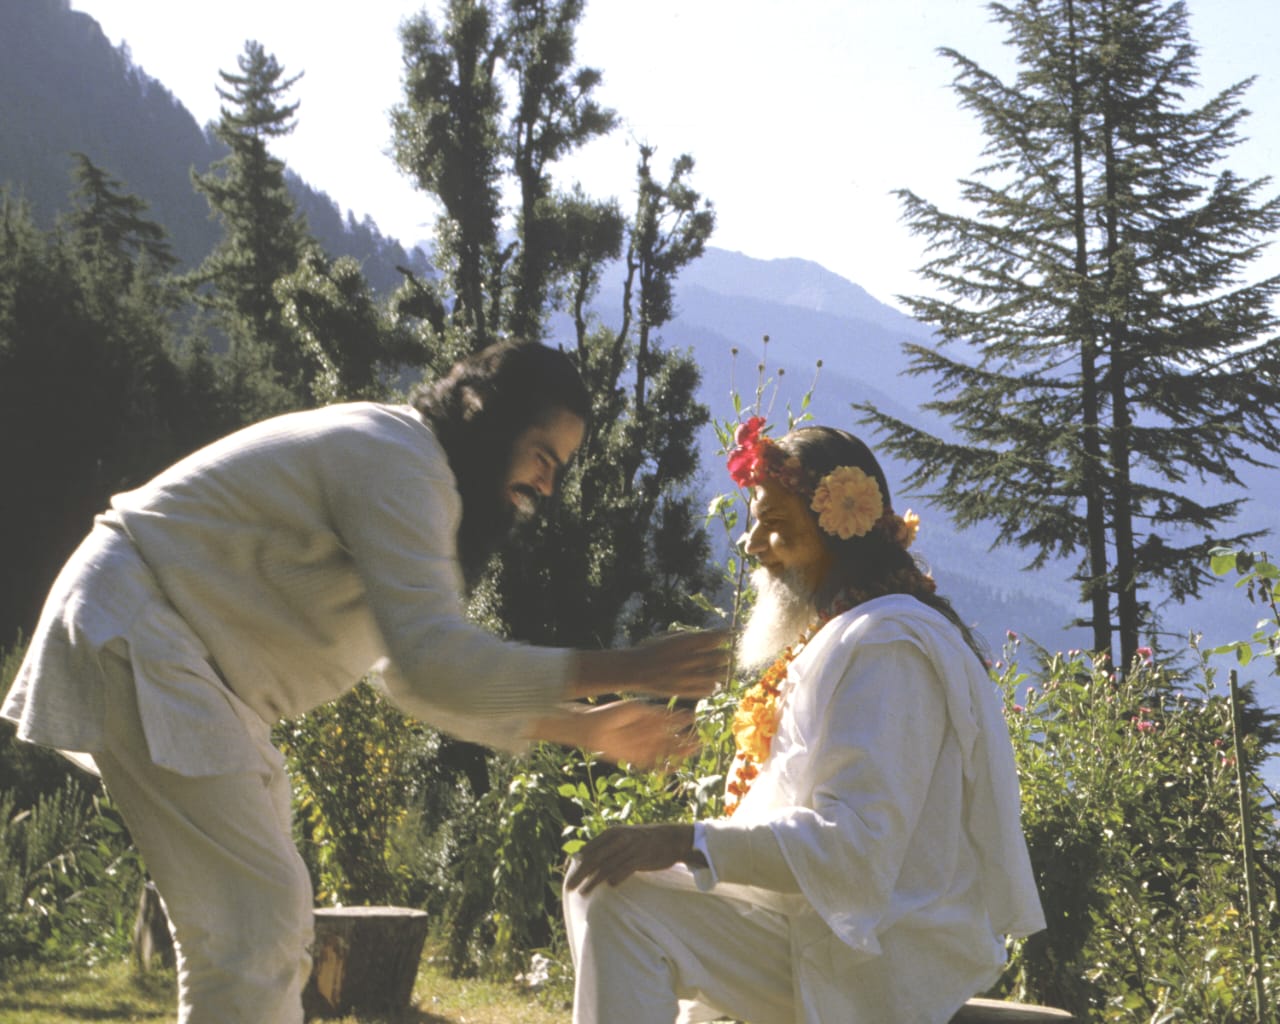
[895,509,921,548]
[809,465,884,539]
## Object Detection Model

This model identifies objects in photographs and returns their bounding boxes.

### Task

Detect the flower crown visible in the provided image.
[727,416,920,546]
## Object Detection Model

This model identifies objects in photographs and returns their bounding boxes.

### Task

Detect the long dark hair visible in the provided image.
[412,340,590,586]
[776,426,988,664]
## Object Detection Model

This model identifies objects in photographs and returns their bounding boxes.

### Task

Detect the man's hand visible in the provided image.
[531,701,698,770]
[572,629,731,702]
[565,823,703,894]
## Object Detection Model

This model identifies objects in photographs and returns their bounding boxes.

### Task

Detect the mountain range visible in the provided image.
[4,0,1276,674]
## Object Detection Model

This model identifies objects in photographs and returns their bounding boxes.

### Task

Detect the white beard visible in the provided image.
[736,566,820,672]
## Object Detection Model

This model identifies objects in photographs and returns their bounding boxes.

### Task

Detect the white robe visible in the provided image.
[2,402,573,774]
[578,595,1045,1023]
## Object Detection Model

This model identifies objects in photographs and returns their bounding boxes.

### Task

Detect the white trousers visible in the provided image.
[563,868,794,1024]
[94,639,314,1024]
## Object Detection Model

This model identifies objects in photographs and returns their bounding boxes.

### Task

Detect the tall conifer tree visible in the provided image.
[859,0,1280,665]
[192,40,311,411]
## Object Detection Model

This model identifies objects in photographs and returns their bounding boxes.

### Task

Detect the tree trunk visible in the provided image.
[303,906,430,1020]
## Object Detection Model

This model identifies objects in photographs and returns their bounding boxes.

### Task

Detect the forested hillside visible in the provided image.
[0,0,428,290]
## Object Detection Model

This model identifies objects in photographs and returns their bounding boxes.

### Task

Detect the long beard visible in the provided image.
[736,566,820,673]
[454,468,521,589]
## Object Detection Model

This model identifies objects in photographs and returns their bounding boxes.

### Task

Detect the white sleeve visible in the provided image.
[329,422,573,725]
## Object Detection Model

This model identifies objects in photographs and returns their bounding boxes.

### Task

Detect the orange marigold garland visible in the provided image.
[726,619,826,815]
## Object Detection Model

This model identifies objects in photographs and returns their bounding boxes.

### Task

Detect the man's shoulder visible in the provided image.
[829,594,947,639]
[814,595,976,667]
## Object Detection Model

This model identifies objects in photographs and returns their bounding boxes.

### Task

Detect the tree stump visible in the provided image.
[302,906,430,1020]
[950,998,1075,1022]
[131,880,175,972]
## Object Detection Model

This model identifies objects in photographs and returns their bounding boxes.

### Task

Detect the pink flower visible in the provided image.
[1133,718,1158,734]
[1136,646,1153,664]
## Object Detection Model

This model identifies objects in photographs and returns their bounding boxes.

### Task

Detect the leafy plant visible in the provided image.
[995,630,1278,1021]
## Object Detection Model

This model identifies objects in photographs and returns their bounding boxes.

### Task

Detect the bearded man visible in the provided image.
[563,421,1045,1024]
[3,340,724,1024]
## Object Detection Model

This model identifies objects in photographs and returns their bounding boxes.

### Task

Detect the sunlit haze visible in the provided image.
[70,0,1280,312]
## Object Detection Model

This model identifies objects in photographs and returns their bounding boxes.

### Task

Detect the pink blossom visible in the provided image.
[1136,646,1153,664]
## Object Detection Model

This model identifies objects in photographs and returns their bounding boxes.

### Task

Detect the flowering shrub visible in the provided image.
[995,636,1278,1021]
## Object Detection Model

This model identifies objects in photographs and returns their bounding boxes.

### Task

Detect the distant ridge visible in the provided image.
[5,0,1274,667]
[0,0,427,291]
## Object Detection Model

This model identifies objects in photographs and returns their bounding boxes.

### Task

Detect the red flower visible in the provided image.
[728,416,768,487]
[735,416,765,448]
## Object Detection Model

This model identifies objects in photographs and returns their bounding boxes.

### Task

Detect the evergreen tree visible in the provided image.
[392,0,505,347]
[66,152,177,278]
[858,0,1280,666]
[493,147,716,649]
[391,0,716,647]
[275,245,433,405]
[191,40,311,412]
[0,183,193,641]
[504,0,616,341]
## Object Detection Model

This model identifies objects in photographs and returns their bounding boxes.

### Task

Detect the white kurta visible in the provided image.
[2,402,573,774]
[569,594,1044,1024]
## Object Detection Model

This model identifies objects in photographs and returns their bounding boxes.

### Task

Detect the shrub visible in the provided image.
[996,632,1278,1020]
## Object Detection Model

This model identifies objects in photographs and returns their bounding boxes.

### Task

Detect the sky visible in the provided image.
[69,0,1280,313]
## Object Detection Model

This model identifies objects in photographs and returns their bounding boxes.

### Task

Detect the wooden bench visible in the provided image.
[951,998,1075,1022]
[710,997,1074,1022]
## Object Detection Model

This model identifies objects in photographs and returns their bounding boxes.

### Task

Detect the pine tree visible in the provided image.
[66,152,177,278]
[191,40,311,412]
[492,146,716,649]
[275,245,433,405]
[858,0,1280,666]
[0,182,194,641]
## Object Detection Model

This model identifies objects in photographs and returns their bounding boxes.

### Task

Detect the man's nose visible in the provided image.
[533,465,555,496]
[740,522,762,555]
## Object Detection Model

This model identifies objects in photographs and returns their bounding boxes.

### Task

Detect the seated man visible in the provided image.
[564,420,1046,1024]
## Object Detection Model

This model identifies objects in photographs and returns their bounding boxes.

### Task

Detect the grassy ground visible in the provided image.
[0,944,573,1024]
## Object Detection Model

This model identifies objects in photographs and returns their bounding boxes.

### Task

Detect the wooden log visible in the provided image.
[950,997,1075,1022]
[303,906,430,1020]
[131,880,175,972]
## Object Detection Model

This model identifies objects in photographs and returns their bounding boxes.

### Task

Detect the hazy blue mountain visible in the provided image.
[6,0,1273,673]
[655,248,1278,672]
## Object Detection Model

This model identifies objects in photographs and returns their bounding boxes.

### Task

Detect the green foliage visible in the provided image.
[1207,548,1280,673]
[275,683,432,906]
[0,783,140,965]
[0,189,213,640]
[995,636,1278,1021]
[275,246,432,405]
[859,0,1280,666]
[190,40,313,408]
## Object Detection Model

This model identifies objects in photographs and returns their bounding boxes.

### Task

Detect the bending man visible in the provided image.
[3,340,725,1024]
[564,420,1044,1023]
